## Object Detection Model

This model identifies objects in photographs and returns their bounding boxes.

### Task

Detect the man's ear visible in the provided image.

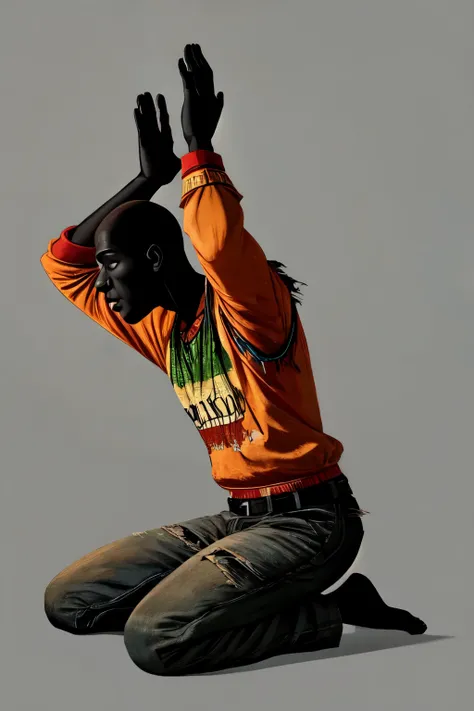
[146,244,163,272]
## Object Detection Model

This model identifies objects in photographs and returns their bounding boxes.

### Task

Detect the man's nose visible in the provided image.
[94,266,110,292]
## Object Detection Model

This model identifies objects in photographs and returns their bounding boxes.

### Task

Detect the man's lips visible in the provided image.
[107,298,122,312]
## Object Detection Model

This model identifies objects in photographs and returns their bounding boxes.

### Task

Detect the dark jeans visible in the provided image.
[44,483,364,676]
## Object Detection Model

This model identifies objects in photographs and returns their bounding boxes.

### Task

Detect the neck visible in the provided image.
[165,266,205,327]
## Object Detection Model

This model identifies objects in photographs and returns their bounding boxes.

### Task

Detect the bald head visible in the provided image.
[95,200,184,259]
[92,200,196,324]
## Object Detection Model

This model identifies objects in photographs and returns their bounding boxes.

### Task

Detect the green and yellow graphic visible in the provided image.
[169,320,247,452]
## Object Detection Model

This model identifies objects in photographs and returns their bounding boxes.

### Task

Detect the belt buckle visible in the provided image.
[239,501,250,516]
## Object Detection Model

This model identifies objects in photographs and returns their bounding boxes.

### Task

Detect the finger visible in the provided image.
[156,93,169,120]
[156,94,171,135]
[141,92,157,118]
[184,44,197,72]
[142,91,154,107]
[190,44,215,95]
[135,108,151,144]
[193,44,212,73]
[133,108,142,131]
[134,108,152,145]
[178,57,193,90]
[137,93,147,114]
[190,43,204,68]
[157,94,170,121]
[146,92,160,131]
[217,91,224,112]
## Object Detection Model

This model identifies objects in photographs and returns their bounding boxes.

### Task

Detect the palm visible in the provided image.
[134,92,180,185]
[178,44,224,147]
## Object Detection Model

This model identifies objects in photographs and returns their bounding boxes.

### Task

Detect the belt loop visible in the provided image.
[329,480,339,499]
[265,495,273,514]
[293,491,302,509]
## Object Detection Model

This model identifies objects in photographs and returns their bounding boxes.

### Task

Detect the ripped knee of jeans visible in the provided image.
[203,548,265,590]
[161,525,205,553]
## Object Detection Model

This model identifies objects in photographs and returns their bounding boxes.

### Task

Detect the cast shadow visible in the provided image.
[201,628,453,676]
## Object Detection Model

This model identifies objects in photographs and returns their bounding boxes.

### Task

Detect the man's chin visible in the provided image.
[119,305,151,325]
[121,312,141,325]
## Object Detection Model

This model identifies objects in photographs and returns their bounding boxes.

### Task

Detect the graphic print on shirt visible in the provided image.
[169,306,248,454]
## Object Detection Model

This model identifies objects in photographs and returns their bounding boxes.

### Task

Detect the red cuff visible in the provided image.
[51,226,97,266]
[181,151,225,178]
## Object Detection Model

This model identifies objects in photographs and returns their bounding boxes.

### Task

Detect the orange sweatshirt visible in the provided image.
[40,151,344,497]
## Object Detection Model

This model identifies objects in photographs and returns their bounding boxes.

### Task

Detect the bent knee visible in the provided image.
[123,613,171,676]
[44,579,86,634]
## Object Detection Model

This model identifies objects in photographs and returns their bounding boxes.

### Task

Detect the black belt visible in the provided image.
[227,475,353,517]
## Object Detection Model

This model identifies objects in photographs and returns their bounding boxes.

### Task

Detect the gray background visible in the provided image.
[1,0,472,709]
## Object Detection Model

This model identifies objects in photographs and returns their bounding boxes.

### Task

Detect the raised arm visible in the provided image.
[41,92,179,370]
[69,93,180,247]
[177,44,293,354]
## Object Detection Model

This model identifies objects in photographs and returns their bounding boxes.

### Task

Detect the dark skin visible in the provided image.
[71,44,224,327]
[70,93,181,249]
[94,200,204,325]
[178,43,224,152]
[61,44,428,636]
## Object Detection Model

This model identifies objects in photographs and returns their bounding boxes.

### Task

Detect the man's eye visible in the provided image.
[107,262,118,271]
